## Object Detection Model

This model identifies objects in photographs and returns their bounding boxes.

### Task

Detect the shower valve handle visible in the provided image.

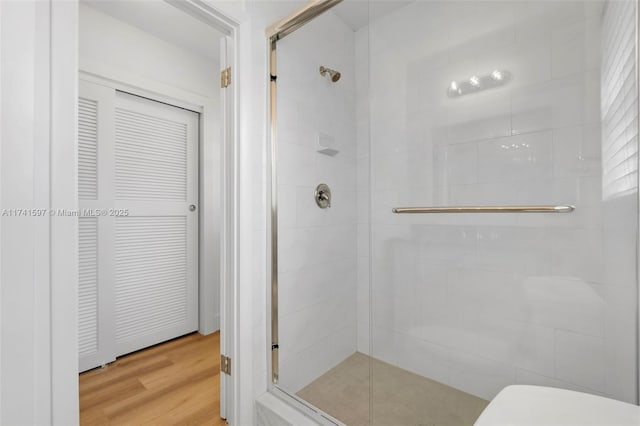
[318,192,330,206]
[314,183,331,209]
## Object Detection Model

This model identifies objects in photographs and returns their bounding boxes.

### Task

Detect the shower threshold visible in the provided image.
[297,353,488,426]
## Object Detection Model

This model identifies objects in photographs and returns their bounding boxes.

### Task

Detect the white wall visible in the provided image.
[0,1,234,424]
[0,2,54,423]
[1,0,288,422]
[362,0,638,403]
[275,10,358,393]
[80,3,220,97]
[1,1,79,424]
[79,3,222,334]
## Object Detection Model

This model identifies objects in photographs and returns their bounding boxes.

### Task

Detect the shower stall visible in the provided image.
[267,0,639,424]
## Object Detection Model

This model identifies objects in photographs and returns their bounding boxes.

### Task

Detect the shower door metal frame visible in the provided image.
[266,2,349,424]
[266,0,343,387]
[636,0,640,404]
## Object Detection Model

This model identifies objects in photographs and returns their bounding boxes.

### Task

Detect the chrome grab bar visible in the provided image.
[392,205,575,214]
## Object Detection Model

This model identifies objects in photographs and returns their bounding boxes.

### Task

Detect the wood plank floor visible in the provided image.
[80,332,227,426]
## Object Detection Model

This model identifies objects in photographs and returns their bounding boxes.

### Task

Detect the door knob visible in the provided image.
[189,204,197,212]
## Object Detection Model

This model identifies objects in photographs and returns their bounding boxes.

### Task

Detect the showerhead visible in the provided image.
[319,66,341,82]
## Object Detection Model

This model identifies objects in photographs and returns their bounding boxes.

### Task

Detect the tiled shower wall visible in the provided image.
[361,0,638,403]
[276,11,358,393]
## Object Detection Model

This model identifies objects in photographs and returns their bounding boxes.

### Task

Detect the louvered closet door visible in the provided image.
[78,81,199,371]
[78,80,116,372]
[112,91,199,356]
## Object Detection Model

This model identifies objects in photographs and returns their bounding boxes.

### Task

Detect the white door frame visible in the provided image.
[50,0,240,424]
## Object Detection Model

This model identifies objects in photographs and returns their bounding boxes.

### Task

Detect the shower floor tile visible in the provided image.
[297,353,489,426]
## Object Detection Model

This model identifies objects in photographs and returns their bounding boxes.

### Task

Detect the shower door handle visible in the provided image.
[392,205,575,214]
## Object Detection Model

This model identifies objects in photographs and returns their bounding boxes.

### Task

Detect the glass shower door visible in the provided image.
[271,2,369,424]
[268,1,638,424]
[367,1,638,425]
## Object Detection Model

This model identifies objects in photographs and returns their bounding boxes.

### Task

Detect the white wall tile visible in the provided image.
[555,329,606,392]
[419,262,449,321]
[279,225,357,273]
[370,325,398,366]
[553,124,601,178]
[477,131,553,183]
[279,286,356,370]
[551,228,604,284]
[514,323,555,378]
[552,18,601,79]
[551,22,588,78]
[394,333,451,386]
[448,351,516,400]
[447,92,512,144]
[515,369,606,396]
[356,190,370,224]
[278,260,356,317]
[444,142,477,185]
[499,39,552,90]
[277,185,298,229]
[520,275,604,337]
[277,142,317,188]
[512,74,586,134]
[515,368,563,389]
[357,321,370,355]
[280,325,357,393]
[475,226,553,275]
[357,223,369,260]
[357,256,370,325]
